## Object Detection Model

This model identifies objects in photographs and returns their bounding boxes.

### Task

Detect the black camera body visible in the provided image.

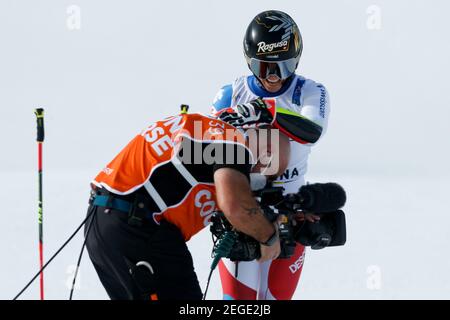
[294,209,347,250]
[210,183,347,262]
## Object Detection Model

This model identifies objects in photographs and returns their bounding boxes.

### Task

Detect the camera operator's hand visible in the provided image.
[259,239,281,262]
[295,211,321,223]
[258,224,281,262]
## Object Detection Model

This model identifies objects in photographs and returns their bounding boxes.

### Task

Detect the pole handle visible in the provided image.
[34,108,45,142]
[180,104,189,114]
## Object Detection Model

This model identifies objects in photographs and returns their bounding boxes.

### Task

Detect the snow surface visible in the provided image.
[1,0,449,299]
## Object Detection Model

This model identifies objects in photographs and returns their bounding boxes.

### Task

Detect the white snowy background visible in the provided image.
[1,0,449,300]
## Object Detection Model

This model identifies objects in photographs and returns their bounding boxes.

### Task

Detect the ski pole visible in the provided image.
[69,209,96,300]
[34,108,45,300]
[13,213,92,300]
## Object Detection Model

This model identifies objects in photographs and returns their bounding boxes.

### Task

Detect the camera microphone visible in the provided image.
[296,182,347,213]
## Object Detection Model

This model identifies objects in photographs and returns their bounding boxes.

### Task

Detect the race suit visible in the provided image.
[211,74,330,300]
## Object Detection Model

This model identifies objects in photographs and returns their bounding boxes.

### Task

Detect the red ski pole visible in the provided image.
[34,108,45,300]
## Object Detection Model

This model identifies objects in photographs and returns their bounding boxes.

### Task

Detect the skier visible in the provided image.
[85,111,291,299]
[211,10,331,300]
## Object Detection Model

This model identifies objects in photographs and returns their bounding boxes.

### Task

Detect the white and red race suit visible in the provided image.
[211,74,330,300]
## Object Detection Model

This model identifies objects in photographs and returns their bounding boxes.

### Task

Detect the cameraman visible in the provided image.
[85,112,290,299]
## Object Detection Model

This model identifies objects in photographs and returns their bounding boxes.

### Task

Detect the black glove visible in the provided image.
[219,98,273,127]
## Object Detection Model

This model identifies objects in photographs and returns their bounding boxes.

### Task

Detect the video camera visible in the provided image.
[210,182,347,262]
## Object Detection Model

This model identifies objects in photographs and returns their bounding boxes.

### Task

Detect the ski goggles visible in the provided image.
[246,57,298,80]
